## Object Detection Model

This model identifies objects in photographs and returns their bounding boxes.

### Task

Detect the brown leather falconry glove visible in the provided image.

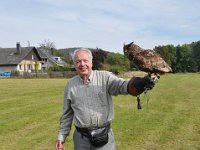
[127,75,155,96]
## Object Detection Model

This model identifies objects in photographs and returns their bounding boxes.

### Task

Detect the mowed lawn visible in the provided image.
[0,73,200,150]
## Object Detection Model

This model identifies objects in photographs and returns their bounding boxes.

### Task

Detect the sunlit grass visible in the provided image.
[0,73,200,150]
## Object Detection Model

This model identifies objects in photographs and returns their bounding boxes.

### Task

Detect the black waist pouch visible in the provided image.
[89,126,110,147]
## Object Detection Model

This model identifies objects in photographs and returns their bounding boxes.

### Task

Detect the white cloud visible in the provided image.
[0,0,200,52]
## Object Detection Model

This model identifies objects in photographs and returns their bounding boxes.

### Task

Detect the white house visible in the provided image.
[0,42,42,73]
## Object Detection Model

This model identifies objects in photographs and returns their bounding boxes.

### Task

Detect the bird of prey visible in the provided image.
[124,42,172,79]
[124,42,172,109]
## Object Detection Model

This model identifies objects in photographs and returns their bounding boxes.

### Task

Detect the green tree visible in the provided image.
[48,65,70,71]
[175,44,194,72]
[191,41,200,71]
[106,52,130,72]
[154,46,171,65]
[34,61,39,78]
[166,45,176,72]
[154,45,177,72]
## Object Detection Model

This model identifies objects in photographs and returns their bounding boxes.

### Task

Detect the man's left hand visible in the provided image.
[128,75,155,96]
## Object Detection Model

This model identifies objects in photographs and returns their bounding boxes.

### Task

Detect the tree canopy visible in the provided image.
[40,39,200,73]
[154,41,200,72]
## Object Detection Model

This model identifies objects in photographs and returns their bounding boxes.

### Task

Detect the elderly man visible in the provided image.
[56,48,155,150]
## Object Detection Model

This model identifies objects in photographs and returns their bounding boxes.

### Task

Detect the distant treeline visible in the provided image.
[154,41,200,73]
[50,41,200,73]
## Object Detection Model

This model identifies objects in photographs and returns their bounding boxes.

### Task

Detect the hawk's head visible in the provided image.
[123,41,144,60]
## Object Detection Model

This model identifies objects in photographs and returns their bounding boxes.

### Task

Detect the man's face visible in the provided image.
[74,50,93,79]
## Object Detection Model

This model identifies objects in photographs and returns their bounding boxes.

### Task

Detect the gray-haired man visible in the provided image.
[56,48,155,150]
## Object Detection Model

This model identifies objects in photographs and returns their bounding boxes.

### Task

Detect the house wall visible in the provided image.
[18,60,42,72]
[16,48,42,72]
[0,66,17,72]
[41,59,55,71]
[0,61,42,73]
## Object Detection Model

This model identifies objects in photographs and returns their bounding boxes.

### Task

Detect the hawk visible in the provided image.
[123,42,172,78]
[124,42,172,109]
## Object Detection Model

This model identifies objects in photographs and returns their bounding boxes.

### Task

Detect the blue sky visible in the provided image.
[0,0,200,53]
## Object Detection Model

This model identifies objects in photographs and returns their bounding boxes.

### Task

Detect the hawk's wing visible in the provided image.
[133,50,172,74]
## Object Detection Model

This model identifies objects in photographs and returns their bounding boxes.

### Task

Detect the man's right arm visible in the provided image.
[56,85,74,148]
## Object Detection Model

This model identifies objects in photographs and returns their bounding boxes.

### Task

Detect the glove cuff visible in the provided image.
[127,77,144,96]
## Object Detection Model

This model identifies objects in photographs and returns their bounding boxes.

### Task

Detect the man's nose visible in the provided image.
[80,60,85,65]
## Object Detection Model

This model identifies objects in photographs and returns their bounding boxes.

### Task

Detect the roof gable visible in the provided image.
[37,48,67,66]
[0,47,41,65]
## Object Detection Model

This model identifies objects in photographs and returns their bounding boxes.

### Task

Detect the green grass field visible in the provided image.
[0,73,200,150]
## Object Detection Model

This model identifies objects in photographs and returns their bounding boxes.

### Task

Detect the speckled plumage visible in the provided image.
[124,42,172,74]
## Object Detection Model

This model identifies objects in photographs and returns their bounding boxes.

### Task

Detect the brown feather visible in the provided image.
[124,42,172,74]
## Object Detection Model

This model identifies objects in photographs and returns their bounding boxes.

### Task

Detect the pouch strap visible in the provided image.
[76,122,110,134]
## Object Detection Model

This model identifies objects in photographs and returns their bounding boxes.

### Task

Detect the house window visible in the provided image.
[28,64,32,70]
[32,55,34,60]
[42,58,47,62]
[19,65,22,70]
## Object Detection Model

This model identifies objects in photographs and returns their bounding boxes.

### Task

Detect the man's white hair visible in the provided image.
[72,48,93,63]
